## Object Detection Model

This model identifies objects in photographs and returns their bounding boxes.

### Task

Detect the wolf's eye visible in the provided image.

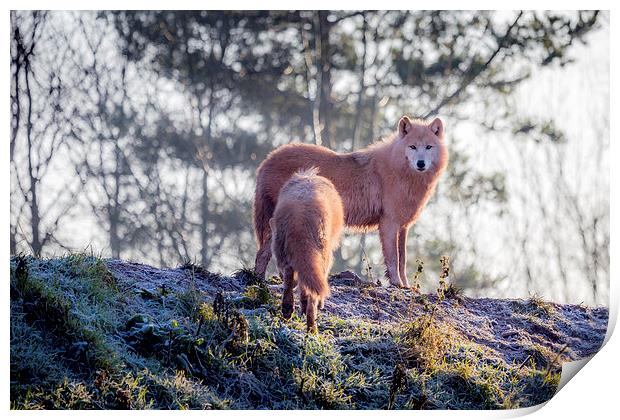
[409,145,417,150]
[426,145,432,150]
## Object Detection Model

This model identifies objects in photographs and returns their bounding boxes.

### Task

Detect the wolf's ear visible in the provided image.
[429,118,443,138]
[398,116,412,137]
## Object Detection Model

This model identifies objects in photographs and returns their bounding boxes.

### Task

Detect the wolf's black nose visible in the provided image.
[416,160,425,169]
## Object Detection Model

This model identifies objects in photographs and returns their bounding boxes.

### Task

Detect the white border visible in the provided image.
[3,2,616,419]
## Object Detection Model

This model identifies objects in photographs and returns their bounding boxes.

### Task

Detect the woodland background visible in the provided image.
[10,11,609,305]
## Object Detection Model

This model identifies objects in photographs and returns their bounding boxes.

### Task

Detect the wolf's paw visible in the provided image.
[388,278,404,288]
[398,279,411,288]
[282,303,294,320]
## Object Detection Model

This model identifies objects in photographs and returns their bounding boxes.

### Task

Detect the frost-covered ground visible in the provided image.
[10,255,608,409]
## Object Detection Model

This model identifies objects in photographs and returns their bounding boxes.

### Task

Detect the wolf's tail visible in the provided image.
[296,249,330,300]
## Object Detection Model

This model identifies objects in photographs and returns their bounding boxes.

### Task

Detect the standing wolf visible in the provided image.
[269,168,344,333]
[254,116,448,288]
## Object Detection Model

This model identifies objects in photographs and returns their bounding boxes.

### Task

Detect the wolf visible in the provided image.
[269,168,344,333]
[255,116,448,288]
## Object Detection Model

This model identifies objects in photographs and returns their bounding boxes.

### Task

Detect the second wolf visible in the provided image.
[269,168,344,333]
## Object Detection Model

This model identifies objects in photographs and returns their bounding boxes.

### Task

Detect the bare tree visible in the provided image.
[11,11,79,256]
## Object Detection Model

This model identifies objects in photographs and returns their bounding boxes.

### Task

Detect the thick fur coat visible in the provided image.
[255,116,448,288]
[269,169,344,332]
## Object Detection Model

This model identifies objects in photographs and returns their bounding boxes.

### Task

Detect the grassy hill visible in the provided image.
[10,254,608,409]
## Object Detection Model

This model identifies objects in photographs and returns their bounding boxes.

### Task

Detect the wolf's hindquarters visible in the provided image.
[268,170,343,333]
[274,229,330,328]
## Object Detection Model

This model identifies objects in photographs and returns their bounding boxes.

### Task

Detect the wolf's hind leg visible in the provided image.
[300,289,308,315]
[306,297,319,334]
[281,268,296,320]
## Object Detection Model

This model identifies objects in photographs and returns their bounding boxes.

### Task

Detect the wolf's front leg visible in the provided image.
[379,219,403,287]
[398,226,411,288]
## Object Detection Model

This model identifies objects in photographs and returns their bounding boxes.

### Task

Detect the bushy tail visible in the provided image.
[296,249,330,300]
[253,187,275,247]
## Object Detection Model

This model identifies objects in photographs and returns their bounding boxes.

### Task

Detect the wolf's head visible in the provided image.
[396,116,447,174]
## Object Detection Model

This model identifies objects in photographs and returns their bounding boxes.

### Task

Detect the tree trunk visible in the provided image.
[109,214,120,259]
[199,81,216,268]
[109,143,122,259]
[355,92,377,274]
[10,228,17,255]
[25,59,42,257]
[316,11,333,149]
[10,26,21,255]
[200,169,209,267]
[351,12,367,152]
[10,45,21,163]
